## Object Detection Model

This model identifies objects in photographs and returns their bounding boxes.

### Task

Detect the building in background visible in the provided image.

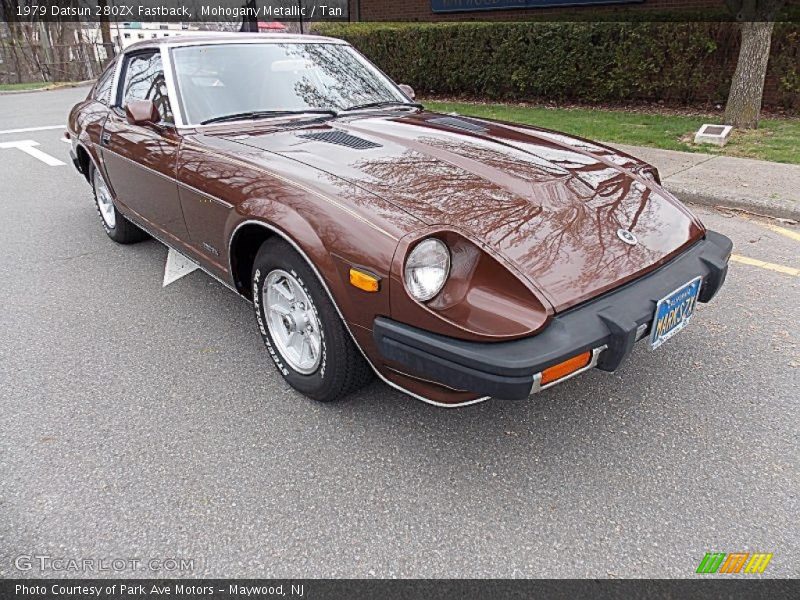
[259,21,288,33]
[111,22,203,50]
[112,21,288,50]
[347,0,726,21]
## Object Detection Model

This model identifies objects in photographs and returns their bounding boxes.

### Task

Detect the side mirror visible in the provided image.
[125,100,161,127]
[398,84,416,101]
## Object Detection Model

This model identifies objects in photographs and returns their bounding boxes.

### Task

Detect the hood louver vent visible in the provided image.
[429,116,488,133]
[298,131,381,150]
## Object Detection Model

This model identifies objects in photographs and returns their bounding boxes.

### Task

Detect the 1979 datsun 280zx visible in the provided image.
[68,34,732,407]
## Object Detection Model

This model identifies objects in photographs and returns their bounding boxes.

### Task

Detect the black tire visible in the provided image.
[252,238,373,402]
[90,163,148,244]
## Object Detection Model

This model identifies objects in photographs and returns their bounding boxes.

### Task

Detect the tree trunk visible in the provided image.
[97,0,115,60]
[724,21,774,129]
[2,0,24,83]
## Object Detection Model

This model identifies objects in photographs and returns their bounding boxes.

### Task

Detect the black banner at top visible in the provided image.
[1,0,349,23]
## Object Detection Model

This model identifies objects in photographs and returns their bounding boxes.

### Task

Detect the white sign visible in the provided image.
[163,248,200,287]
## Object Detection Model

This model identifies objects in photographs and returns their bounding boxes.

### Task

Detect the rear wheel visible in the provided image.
[252,238,372,402]
[91,164,147,244]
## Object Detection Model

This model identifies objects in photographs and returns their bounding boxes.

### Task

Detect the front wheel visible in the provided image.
[252,238,372,402]
[91,164,147,244]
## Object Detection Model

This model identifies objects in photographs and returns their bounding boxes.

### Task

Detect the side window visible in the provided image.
[120,51,174,124]
[93,62,115,105]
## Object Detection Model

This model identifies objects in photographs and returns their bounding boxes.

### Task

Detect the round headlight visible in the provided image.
[404,238,450,301]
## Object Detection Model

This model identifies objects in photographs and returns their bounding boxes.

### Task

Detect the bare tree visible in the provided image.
[1,0,26,83]
[724,0,786,129]
[96,0,115,59]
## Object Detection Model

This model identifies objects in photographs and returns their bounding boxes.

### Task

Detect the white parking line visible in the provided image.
[0,125,64,135]
[0,140,65,166]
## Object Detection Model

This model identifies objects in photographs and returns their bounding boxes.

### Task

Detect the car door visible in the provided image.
[175,142,237,281]
[100,48,189,242]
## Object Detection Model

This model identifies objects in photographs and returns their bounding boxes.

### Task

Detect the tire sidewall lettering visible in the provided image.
[288,268,327,380]
[253,267,289,376]
[92,170,113,234]
[254,265,326,380]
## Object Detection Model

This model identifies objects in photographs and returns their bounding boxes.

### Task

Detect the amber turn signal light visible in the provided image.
[349,268,380,292]
[540,351,592,385]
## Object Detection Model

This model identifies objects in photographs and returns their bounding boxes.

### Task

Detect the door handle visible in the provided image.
[101,132,111,146]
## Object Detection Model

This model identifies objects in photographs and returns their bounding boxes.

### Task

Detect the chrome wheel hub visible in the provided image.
[264,269,322,375]
[93,169,116,229]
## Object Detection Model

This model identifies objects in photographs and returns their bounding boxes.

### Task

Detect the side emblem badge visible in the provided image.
[617,228,638,246]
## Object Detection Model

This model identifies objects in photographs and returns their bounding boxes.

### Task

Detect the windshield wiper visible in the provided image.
[200,109,338,125]
[341,100,423,112]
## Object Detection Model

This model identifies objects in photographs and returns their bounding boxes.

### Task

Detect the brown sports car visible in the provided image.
[68,34,732,407]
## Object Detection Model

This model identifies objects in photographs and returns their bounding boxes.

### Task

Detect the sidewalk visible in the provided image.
[0,80,93,95]
[610,143,800,222]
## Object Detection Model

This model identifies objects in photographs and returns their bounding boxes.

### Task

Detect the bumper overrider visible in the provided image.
[374,231,732,400]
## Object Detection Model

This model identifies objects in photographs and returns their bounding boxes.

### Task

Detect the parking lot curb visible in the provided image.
[668,186,800,223]
[609,143,800,223]
[0,80,93,95]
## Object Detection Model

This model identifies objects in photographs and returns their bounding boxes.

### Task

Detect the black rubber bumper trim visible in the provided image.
[373,230,732,400]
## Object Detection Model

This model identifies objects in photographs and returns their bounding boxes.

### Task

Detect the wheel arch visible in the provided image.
[228,218,339,304]
[74,139,107,188]
[75,143,92,183]
[228,221,275,299]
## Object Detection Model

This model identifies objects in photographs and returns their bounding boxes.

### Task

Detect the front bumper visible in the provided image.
[374,230,732,400]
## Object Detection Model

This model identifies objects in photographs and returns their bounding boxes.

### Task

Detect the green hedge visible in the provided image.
[314,22,800,109]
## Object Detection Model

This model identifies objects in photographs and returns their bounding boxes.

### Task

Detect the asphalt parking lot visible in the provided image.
[0,86,797,579]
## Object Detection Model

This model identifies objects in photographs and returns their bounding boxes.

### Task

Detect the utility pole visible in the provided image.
[298,0,304,34]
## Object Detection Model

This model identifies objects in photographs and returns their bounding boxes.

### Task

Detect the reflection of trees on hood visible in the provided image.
[344,124,669,296]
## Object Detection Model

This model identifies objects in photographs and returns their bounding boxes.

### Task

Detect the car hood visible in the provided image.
[220,111,704,311]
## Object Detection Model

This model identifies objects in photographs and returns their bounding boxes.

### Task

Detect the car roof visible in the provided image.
[123,32,346,53]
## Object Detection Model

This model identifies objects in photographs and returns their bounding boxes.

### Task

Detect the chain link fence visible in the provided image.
[0,21,115,84]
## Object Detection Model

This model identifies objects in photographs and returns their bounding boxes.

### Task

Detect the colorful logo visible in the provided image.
[696,552,773,574]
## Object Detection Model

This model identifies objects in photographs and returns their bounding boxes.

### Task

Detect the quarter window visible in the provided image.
[120,51,174,124]
[92,62,115,105]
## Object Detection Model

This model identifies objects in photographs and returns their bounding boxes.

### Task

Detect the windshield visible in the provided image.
[171,42,407,125]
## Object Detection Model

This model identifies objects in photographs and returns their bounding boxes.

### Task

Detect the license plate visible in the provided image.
[650,276,702,350]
